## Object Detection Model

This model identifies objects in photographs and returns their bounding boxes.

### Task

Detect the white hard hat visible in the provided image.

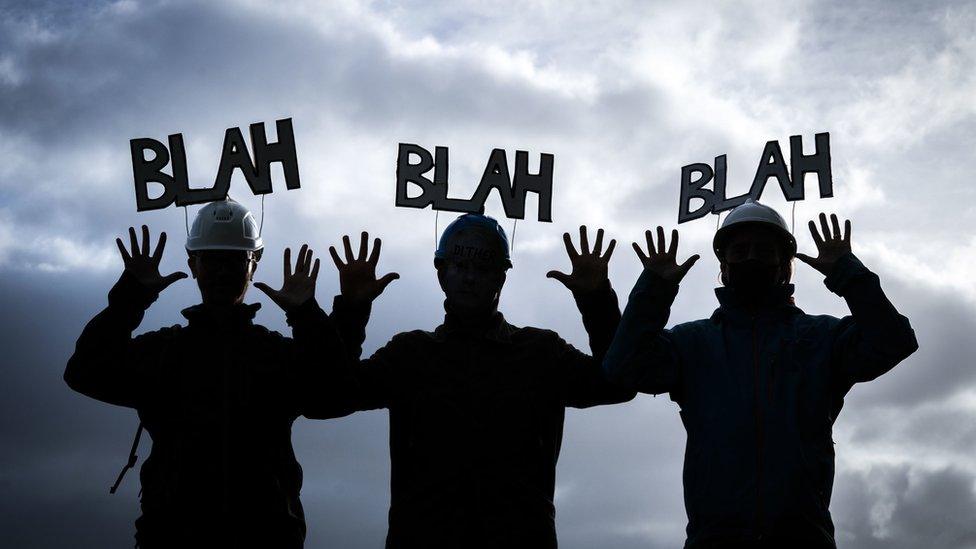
[185,197,263,253]
[712,199,796,258]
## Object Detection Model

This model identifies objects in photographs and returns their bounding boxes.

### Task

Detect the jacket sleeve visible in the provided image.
[308,295,404,414]
[283,297,359,419]
[602,269,683,397]
[557,283,637,408]
[826,253,919,390]
[64,271,169,409]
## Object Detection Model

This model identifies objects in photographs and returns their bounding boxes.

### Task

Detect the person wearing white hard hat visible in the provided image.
[65,197,348,548]
[603,199,918,548]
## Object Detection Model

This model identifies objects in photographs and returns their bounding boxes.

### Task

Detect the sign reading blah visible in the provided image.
[678,132,832,223]
[395,144,554,222]
[130,118,300,212]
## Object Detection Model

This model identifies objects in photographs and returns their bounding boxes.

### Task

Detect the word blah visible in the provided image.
[395,144,554,222]
[678,132,832,223]
[130,118,300,212]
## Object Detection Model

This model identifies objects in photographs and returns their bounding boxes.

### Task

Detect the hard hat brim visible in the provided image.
[713,220,797,259]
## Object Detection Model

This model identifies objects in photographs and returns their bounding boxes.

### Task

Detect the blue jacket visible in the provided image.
[603,253,918,548]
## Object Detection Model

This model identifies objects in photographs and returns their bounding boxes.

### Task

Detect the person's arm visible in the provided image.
[256,244,358,419]
[797,214,919,389]
[64,226,187,408]
[603,227,698,397]
[547,226,633,406]
[282,231,402,416]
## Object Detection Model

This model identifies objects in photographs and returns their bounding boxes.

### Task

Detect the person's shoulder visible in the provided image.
[389,329,438,345]
[133,323,185,342]
[794,312,846,334]
[671,317,715,334]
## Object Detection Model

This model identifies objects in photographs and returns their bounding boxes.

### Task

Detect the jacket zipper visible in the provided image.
[751,316,764,536]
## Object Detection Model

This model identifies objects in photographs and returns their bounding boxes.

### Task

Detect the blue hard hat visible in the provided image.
[434,213,512,269]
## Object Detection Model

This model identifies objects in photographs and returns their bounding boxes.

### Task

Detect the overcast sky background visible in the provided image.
[1,0,974,547]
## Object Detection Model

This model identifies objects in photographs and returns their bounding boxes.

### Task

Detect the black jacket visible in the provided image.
[64,272,345,548]
[329,285,636,549]
[604,253,919,548]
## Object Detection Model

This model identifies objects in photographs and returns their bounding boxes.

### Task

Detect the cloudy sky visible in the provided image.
[1,0,975,547]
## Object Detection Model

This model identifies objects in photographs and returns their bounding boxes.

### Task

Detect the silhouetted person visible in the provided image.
[64,198,344,548]
[603,200,918,548]
[324,214,635,549]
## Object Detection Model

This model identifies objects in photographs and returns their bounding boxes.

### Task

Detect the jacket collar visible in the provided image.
[434,301,513,344]
[712,284,802,324]
[181,302,261,329]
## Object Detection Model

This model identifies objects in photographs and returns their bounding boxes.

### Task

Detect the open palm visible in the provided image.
[255,244,320,312]
[632,226,700,284]
[796,213,852,277]
[329,232,399,304]
[547,225,616,293]
[115,225,187,293]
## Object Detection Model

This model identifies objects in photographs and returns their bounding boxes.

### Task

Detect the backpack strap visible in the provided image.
[109,422,144,494]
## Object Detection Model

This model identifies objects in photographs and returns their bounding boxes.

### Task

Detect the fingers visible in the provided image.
[160,271,188,289]
[151,231,167,264]
[562,232,579,259]
[329,246,343,269]
[843,219,851,244]
[128,227,138,258]
[644,230,653,257]
[808,220,824,249]
[632,241,648,264]
[603,239,617,261]
[284,247,292,278]
[795,252,814,265]
[116,237,132,264]
[668,229,678,257]
[678,254,700,275]
[819,213,830,242]
[141,225,150,257]
[830,214,841,240]
[377,272,400,292]
[295,244,309,274]
[579,225,590,255]
[546,270,571,287]
[310,258,320,281]
[368,238,381,265]
[253,282,276,298]
[656,226,666,255]
[358,231,368,261]
[342,235,354,263]
[593,228,604,255]
[304,246,314,275]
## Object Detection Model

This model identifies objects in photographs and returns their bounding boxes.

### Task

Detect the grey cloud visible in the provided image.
[833,465,976,549]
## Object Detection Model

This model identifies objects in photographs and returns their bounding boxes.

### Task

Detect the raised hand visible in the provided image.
[254,244,320,312]
[115,225,187,293]
[329,232,399,305]
[796,212,851,277]
[547,225,616,293]
[632,226,700,284]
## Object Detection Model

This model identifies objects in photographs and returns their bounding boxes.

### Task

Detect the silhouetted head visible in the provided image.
[185,197,264,306]
[434,214,512,316]
[187,249,260,306]
[713,200,795,298]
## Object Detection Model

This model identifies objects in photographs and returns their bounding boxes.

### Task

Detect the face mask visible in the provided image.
[725,259,781,297]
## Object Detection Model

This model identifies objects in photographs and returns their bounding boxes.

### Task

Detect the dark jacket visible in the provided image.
[64,272,345,548]
[329,285,636,549]
[603,253,918,548]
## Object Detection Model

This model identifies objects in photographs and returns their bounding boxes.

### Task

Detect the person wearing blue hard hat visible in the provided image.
[322,212,635,549]
[603,200,918,548]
